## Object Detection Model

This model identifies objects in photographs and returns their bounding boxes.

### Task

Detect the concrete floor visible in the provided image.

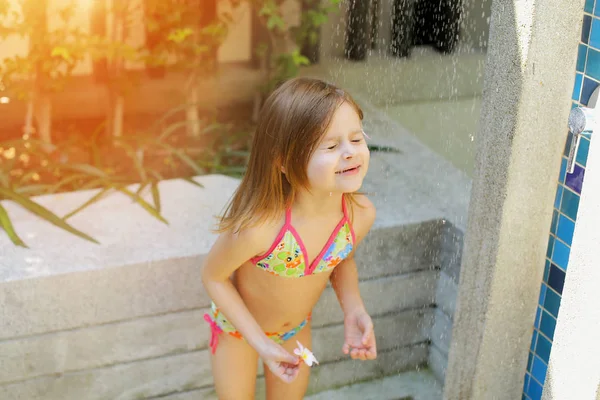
[305,370,443,400]
[386,97,481,177]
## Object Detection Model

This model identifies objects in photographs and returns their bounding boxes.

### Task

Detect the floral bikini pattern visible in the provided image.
[256,233,304,277]
[205,302,311,353]
[312,226,353,274]
[254,220,354,277]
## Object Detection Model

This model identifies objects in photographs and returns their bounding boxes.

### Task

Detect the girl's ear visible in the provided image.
[280,166,286,174]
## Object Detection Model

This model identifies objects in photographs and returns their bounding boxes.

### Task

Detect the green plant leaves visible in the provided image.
[0,203,27,247]
[0,186,99,245]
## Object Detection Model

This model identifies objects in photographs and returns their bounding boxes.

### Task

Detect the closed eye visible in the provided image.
[326,144,337,150]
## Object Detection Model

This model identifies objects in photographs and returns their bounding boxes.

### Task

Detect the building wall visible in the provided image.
[522,0,596,398]
[0,0,252,76]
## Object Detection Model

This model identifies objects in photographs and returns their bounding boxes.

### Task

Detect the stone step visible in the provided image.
[0,282,434,385]
[0,255,437,341]
[143,367,442,400]
[0,343,429,400]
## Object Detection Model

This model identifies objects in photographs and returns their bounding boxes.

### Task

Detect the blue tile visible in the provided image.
[577,44,588,72]
[548,263,566,295]
[523,373,531,395]
[559,157,568,182]
[560,189,580,220]
[585,0,594,13]
[581,77,600,106]
[573,73,584,101]
[544,288,562,318]
[546,235,555,259]
[566,163,586,194]
[552,239,571,270]
[550,209,559,234]
[583,15,592,43]
[523,395,530,400]
[534,306,542,328]
[530,330,538,352]
[527,375,544,399]
[590,19,600,49]
[544,260,550,282]
[538,285,547,306]
[577,136,591,166]
[554,186,563,210]
[564,133,572,158]
[523,373,531,394]
[527,351,534,372]
[556,214,576,245]
[536,333,552,363]
[540,310,557,340]
[532,355,548,386]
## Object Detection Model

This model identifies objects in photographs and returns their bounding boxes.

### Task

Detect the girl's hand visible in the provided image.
[342,309,377,360]
[258,340,301,383]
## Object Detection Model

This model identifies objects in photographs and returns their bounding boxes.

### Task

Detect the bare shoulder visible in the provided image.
[202,214,285,280]
[224,213,285,257]
[348,194,376,244]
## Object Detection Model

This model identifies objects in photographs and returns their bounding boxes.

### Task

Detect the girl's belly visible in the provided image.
[232,261,333,332]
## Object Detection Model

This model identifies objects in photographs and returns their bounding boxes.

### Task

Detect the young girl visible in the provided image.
[201,77,377,399]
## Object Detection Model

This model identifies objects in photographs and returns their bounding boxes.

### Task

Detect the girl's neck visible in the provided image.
[292,190,344,219]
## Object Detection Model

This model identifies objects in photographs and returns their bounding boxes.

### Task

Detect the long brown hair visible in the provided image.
[217,77,364,233]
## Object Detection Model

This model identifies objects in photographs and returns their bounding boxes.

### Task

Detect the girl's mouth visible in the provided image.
[335,165,361,175]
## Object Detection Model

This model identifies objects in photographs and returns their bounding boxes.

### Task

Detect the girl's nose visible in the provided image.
[343,143,357,159]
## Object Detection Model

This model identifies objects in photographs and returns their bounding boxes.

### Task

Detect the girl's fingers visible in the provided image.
[349,346,377,360]
[361,329,371,345]
[279,361,300,383]
[366,349,377,360]
[342,342,350,354]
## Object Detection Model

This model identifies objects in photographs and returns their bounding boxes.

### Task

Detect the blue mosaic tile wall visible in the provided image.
[522,1,596,398]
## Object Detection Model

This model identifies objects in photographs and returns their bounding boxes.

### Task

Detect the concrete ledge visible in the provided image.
[0,256,208,340]
[176,345,430,400]
[430,308,452,358]
[0,175,240,282]
[0,308,210,385]
[0,259,436,340]
[0,344,429,400]
[1,305,433,386]
[429,344,448,385]
[354,221,442,279]
[0,351,211,400]
[313,271,438,327]
[435,271,459,320]
[312,308,434,365]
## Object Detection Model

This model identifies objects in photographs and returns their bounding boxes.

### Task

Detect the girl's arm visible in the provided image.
[201,227,270,351]
[329,196,377,360]
[329,254,367,315]
[329,195,376,314]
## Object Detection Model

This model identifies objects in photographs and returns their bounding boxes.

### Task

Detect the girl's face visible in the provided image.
[305,101,370,195]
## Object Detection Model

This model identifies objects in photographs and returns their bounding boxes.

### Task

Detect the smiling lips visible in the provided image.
[335,165,361,175]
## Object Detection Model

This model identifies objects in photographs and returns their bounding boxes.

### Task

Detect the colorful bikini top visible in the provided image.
[250,197,356,278]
